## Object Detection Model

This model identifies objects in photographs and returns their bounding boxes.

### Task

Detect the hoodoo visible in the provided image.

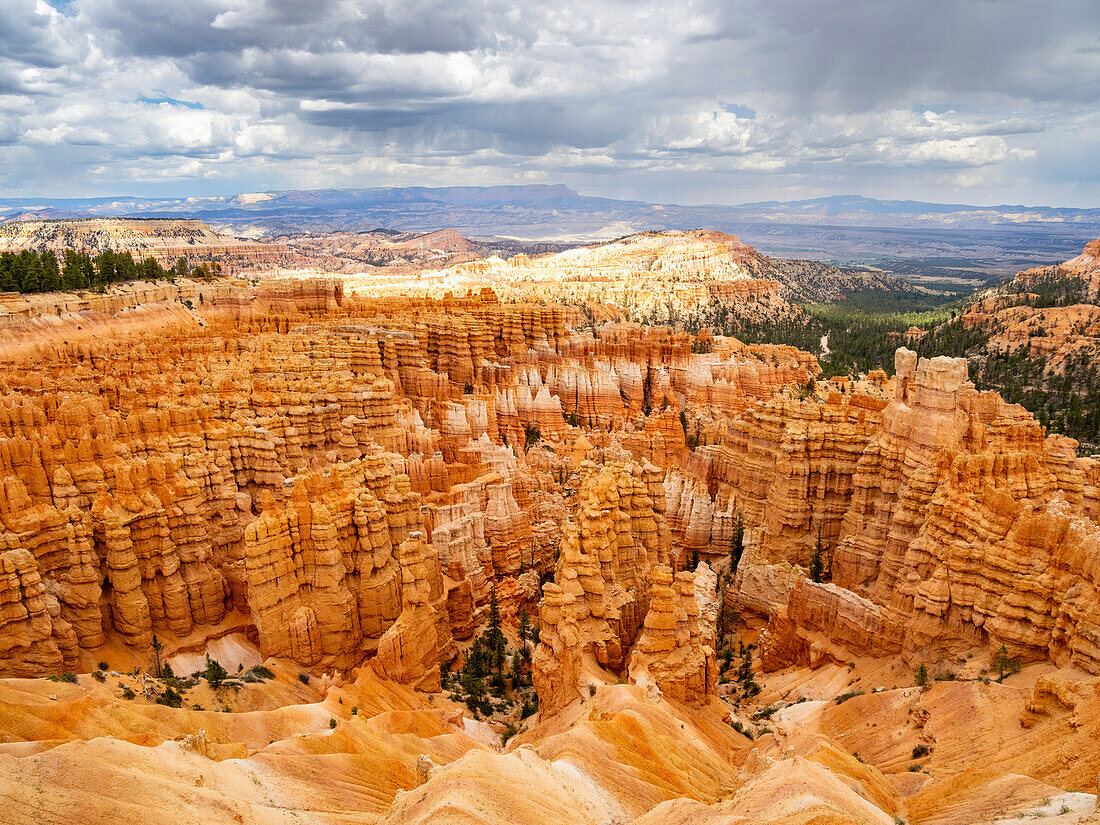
[1,233,1099,825]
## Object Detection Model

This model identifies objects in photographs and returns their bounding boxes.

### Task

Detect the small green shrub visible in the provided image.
[47,672,78,684]
[122,687,136,700]
[156,687,184,708]
[730,719,754,739]
[908,763,922,772]
[91,670,106,683]
[97,661,109,671]
[834,690,864,705]
[298,672,311,685]
[329,718,337,729]
[914,663,928,686]
[520,696,539,718]
[204,655,228,688]
[912,744,929,759]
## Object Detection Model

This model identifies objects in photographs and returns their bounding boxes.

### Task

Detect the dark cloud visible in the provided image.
[0,0,1096,205]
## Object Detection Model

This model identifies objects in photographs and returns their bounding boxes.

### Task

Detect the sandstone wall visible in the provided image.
[666,348,1100,674]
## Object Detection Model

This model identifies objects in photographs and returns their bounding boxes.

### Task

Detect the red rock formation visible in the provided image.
[0,268,932,688]
[627,563,718,704]
[734,349,1100,674]
[532,461,675,712]
[373,534,452,691]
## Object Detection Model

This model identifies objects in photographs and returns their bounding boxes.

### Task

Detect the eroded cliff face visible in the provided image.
[0,278,805,687]
[626,562,718,704]
[532,460,678,713]
[821,349,1100,671]
[953,239,1100,366]
[667,347,1100,674]
[667,389,887,569]
[0,218,288,269]
[4,264,1100,825]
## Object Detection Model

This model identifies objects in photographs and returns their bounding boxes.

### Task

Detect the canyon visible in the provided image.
[0,230,1098,825]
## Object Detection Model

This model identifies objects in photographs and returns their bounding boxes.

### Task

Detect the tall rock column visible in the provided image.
[627,564,717,704]
[373,533,449,691]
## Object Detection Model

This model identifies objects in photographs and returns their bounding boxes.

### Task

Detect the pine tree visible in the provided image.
[150,634,164,678]
[809,523,826,583]
[523,423,541,451]
[39,251,60,292]
[488,585,505,677]
[204,654,227,688]
[730,510,745,572]
[510,652,524,685]
[915,663,928,687]
[736,646,753,683]
[993,644,1012,682]
[518,606,530,649]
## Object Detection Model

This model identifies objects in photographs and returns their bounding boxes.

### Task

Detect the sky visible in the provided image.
[1,0,1098,207]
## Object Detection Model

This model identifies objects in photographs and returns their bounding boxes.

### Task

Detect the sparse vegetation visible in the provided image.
[735,644,761,700]
[729,718,754,739]
[241,664,276,683]
[448,586,538,722]
[992,644,1021,682]
[523,423,542,450]
[204,654,228,689]
[149,634,166,679]
[156,686,184,708]
[809,523,827,583]
[834,690,865,705]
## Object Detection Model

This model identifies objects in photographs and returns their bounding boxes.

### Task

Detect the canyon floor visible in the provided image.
[0,230,1098,824]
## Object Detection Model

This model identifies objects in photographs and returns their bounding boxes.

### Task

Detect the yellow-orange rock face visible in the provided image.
[627,563,718,704]
[668,347,1100,674]
[0,274,810,679]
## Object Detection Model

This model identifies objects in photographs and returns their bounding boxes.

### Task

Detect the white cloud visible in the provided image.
[0,0,1095,205]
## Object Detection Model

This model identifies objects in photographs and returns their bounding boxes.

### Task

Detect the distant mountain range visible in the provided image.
[3,185,1098,279]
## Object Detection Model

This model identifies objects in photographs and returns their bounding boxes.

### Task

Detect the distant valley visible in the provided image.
[3,185,1098,287]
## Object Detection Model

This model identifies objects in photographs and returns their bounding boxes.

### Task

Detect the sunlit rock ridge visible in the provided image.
[0,229,1098,825]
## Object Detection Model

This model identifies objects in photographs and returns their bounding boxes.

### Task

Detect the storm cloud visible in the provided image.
[1,0,1097,205]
